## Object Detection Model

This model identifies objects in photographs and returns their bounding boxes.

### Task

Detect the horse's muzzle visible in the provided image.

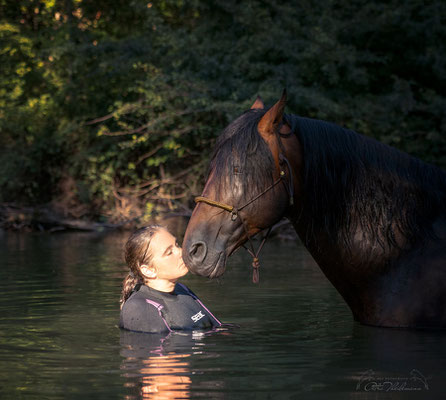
[183,240,226,278]
[187,240,207,264]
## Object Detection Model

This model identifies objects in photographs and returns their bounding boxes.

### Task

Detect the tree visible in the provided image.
[1,0,445,226]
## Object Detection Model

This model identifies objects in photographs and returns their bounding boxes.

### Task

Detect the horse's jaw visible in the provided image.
[182,245,228,278]
[207,251,227,278]
[182,220,246,278]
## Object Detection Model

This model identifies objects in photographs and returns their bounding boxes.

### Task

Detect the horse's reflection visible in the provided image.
[120,330,197,399]
[344,324,446,396]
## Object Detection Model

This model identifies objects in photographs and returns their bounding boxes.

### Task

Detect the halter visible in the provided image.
[195,132,294,283]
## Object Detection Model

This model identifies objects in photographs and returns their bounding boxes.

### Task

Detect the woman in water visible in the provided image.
[120,225,221,333]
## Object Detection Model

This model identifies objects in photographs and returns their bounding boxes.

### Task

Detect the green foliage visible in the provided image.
[0,0,445,220]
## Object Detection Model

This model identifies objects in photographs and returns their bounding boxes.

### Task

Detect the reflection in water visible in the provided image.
[120,330,224,400]
[120,331,193,399]
[2,233,446,399]
[139,353,191,399]
[344,324,446,397]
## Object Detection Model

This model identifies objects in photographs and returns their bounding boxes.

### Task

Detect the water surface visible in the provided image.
[0,230,444,399]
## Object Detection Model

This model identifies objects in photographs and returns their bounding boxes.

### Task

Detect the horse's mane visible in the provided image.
[285,114,446,253]
[210,108,446,255]
[209,108,275,201]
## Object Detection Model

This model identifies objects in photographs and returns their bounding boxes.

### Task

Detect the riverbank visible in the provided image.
[0,202,297,240]
[0,202,172,233]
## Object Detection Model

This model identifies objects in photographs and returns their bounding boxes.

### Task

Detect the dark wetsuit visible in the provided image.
[119,283,221,333]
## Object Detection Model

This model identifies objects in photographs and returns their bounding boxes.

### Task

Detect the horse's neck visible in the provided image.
[283,115,399,267]
[285,114,446,273]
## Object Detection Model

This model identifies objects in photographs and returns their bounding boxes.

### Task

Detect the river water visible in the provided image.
[0,230,445,399]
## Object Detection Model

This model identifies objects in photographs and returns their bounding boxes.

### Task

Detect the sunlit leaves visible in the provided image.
[1,0,445,219]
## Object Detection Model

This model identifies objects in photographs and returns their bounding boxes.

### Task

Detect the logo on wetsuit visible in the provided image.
[191,311,205,322]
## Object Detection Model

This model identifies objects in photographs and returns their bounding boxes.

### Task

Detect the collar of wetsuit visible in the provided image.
[141,284,178,299]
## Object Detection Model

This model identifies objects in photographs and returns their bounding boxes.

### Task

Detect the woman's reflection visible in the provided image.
[139,352,191,399]
[120,330,198,400]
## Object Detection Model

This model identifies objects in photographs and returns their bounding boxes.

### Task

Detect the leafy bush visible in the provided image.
[1,0,445,222]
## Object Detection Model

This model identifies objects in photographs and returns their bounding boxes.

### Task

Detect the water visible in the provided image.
[0,230,445,399]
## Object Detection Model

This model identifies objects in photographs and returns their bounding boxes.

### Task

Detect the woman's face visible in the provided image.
[149,229,188,281]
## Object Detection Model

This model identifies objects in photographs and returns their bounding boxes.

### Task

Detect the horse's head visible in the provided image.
[182,92,294,278]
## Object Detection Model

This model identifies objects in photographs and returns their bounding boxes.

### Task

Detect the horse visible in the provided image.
[182,91,446,329]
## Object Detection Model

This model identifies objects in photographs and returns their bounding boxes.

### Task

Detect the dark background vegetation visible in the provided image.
[1,0,445,229]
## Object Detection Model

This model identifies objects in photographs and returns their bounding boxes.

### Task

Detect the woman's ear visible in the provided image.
[140,264,157,279]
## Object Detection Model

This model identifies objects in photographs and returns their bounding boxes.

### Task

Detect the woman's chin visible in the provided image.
[179,264,189,277]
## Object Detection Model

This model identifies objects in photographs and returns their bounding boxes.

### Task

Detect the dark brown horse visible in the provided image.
[182,91,446,328]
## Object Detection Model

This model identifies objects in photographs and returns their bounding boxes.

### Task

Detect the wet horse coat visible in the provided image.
[183,92,446,328]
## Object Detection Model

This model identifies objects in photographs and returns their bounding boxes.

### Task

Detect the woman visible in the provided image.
[119,225,221,333]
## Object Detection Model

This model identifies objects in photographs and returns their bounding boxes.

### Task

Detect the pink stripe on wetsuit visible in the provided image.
[177,283,222,326]
[145,284,222,330]
[145,299,172,332]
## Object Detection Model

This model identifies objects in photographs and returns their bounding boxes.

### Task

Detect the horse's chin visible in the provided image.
[205,243,243,278]
[207,251,227,278]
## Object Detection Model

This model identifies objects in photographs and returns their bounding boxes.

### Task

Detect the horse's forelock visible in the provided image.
[208,109,275,200]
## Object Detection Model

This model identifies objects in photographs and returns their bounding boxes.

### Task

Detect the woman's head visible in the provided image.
[120,225,188,307]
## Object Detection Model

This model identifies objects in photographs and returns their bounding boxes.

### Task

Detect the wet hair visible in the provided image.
[120,225,163,308]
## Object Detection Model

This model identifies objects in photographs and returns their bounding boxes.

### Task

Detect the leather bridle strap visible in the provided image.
[195,172,285,221]
[193,197,234,213]
[195,157,292,283]
[194,125,294,283]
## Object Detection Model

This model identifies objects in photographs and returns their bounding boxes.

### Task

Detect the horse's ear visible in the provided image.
[251,96,265,110]
[257,89,287,138]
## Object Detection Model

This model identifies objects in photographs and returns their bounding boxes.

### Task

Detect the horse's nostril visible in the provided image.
[189,241,207,263]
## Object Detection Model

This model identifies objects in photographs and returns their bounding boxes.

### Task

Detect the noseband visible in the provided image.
[195,133,294,283]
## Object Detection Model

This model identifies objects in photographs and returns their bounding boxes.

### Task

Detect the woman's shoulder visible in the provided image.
[120,288,170,333]
[125,285,167,309]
